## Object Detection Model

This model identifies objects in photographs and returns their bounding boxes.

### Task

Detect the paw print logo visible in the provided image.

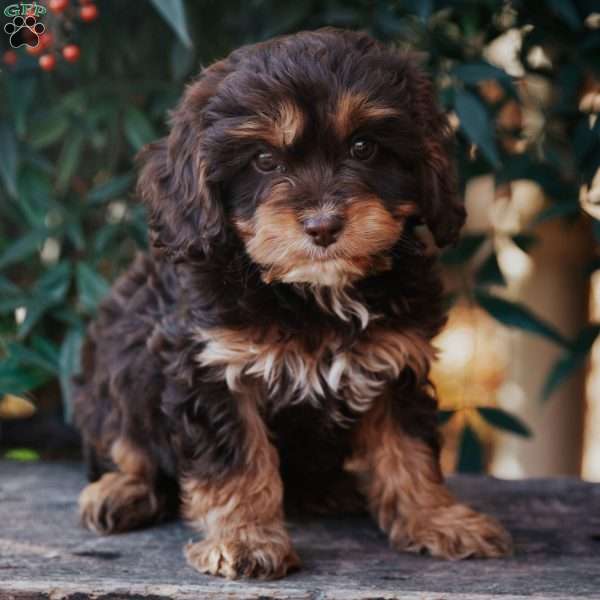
[4,15,45,49]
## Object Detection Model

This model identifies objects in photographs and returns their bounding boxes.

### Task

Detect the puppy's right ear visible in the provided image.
[136,60,232,261]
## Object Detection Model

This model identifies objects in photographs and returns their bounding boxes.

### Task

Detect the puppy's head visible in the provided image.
[138,28,465,286]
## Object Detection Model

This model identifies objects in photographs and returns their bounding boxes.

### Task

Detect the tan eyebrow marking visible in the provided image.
[226,99,305,148]
[334,91,398,139]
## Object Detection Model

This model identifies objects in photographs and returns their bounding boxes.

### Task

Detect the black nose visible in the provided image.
[303,214,344,247]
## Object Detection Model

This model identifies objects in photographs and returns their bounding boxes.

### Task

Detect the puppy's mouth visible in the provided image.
[234,195,414,287]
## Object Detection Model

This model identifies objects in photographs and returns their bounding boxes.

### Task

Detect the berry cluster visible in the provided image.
[2,0,99,71]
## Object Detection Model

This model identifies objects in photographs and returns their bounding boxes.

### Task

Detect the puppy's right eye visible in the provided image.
[254,151,285,173]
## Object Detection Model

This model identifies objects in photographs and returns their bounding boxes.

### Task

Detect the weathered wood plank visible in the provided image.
[1,461,599,599]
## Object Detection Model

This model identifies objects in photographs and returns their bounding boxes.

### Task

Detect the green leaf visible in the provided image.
[438,409,455,425]
[0,229,47,270]
[29,114,70,149]
[76,262,109,313]
[31,336,61,369]
[127,207,149,248]
[59,327,84,421]
[15,166,53,227]
[475,290,569,347]
[148,0,192,48]
[35,261,73,303]
[511,234,537,252]
[542,353,585,403]
[124,108,157,151]
[4,448,40,461]
[0,122,18,198]
[64,219,85,251]
[0,296,26,314]
[477,407,531,437]
[5,341,58,374]
[49,306,83,328]
[56,132,85,194]
[475,252,506,287]
[401,0,432,21]
[534,201,580,224]
[0,361,49,394]
[497,155,577,202]
[171,39,196,82]
[457,425,484,473]
[586,257,600,275]
[7,72,36,138]
[452,61,514,93]
[455,89,501,167]
[93,223,122,254]
[573,116,600,168]
[0,275,21,296]
[594,220,600,244]
[441,234,487,265]
[547,0,581,30]
[542,325,600,401]
[17,262,73,339]
[259,2,313,38]
[17,302,50,340]
[87,173,134,205]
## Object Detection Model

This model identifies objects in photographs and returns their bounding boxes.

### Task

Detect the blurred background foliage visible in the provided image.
[0,0,599,471]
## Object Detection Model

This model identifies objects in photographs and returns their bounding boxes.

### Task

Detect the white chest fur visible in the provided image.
[194,325,435,413]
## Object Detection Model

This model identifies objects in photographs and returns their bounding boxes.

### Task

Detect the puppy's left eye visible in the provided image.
[350,139,377,161]
[254,151,285,173]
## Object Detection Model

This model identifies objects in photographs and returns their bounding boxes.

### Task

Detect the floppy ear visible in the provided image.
[136,60,232,261]
[412,66,466,248]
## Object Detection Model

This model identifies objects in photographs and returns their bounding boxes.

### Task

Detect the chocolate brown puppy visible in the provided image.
[74,28,512,580]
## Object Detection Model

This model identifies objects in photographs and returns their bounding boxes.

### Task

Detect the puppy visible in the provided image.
[74,28,512,579]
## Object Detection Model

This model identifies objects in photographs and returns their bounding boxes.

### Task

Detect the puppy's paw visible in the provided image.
[79,472,160,534]
[391,503,512,560]
[185,527,299,579]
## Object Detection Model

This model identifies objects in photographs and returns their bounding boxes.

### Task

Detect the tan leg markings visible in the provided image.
[182,396,299,579]
[79,438,162,534]
[347,401,513,559]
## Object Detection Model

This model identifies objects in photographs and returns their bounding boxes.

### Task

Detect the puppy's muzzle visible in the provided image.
[303,214,344,247]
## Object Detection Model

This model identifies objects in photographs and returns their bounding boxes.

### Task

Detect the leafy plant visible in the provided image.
[0,0,598,471]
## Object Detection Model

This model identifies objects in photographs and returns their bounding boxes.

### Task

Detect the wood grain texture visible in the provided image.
[1,461,599,599]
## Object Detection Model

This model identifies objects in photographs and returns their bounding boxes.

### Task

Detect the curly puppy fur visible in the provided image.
[74,28,512,579]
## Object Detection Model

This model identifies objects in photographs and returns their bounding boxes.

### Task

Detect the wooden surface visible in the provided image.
[1,461,599,599]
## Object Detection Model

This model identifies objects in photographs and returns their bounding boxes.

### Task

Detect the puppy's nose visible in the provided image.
[303,214,344,247]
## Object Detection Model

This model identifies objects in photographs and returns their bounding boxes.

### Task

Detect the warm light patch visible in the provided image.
[432,305,510,473]
[582,270,600,481]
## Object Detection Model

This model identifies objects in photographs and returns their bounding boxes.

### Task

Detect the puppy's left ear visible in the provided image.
[412,66,466,248]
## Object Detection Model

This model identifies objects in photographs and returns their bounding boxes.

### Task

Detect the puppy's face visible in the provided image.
[139,29,465,286]
[223,92,420,286]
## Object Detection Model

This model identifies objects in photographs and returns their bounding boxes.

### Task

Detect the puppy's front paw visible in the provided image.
[185,527,299,579]
[79,472,160,534]
[391,503,512,560]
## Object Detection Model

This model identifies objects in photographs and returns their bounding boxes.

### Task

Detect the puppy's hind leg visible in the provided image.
[79,438,172,534]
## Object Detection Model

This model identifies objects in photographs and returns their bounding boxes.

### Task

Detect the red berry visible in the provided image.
[3,50,18,66]
[62,44,81,63]
[49,0,69,13]
[26,42,44,56]
[79,4,98,21]
[39,54,57,71]
[40,32,54,49]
